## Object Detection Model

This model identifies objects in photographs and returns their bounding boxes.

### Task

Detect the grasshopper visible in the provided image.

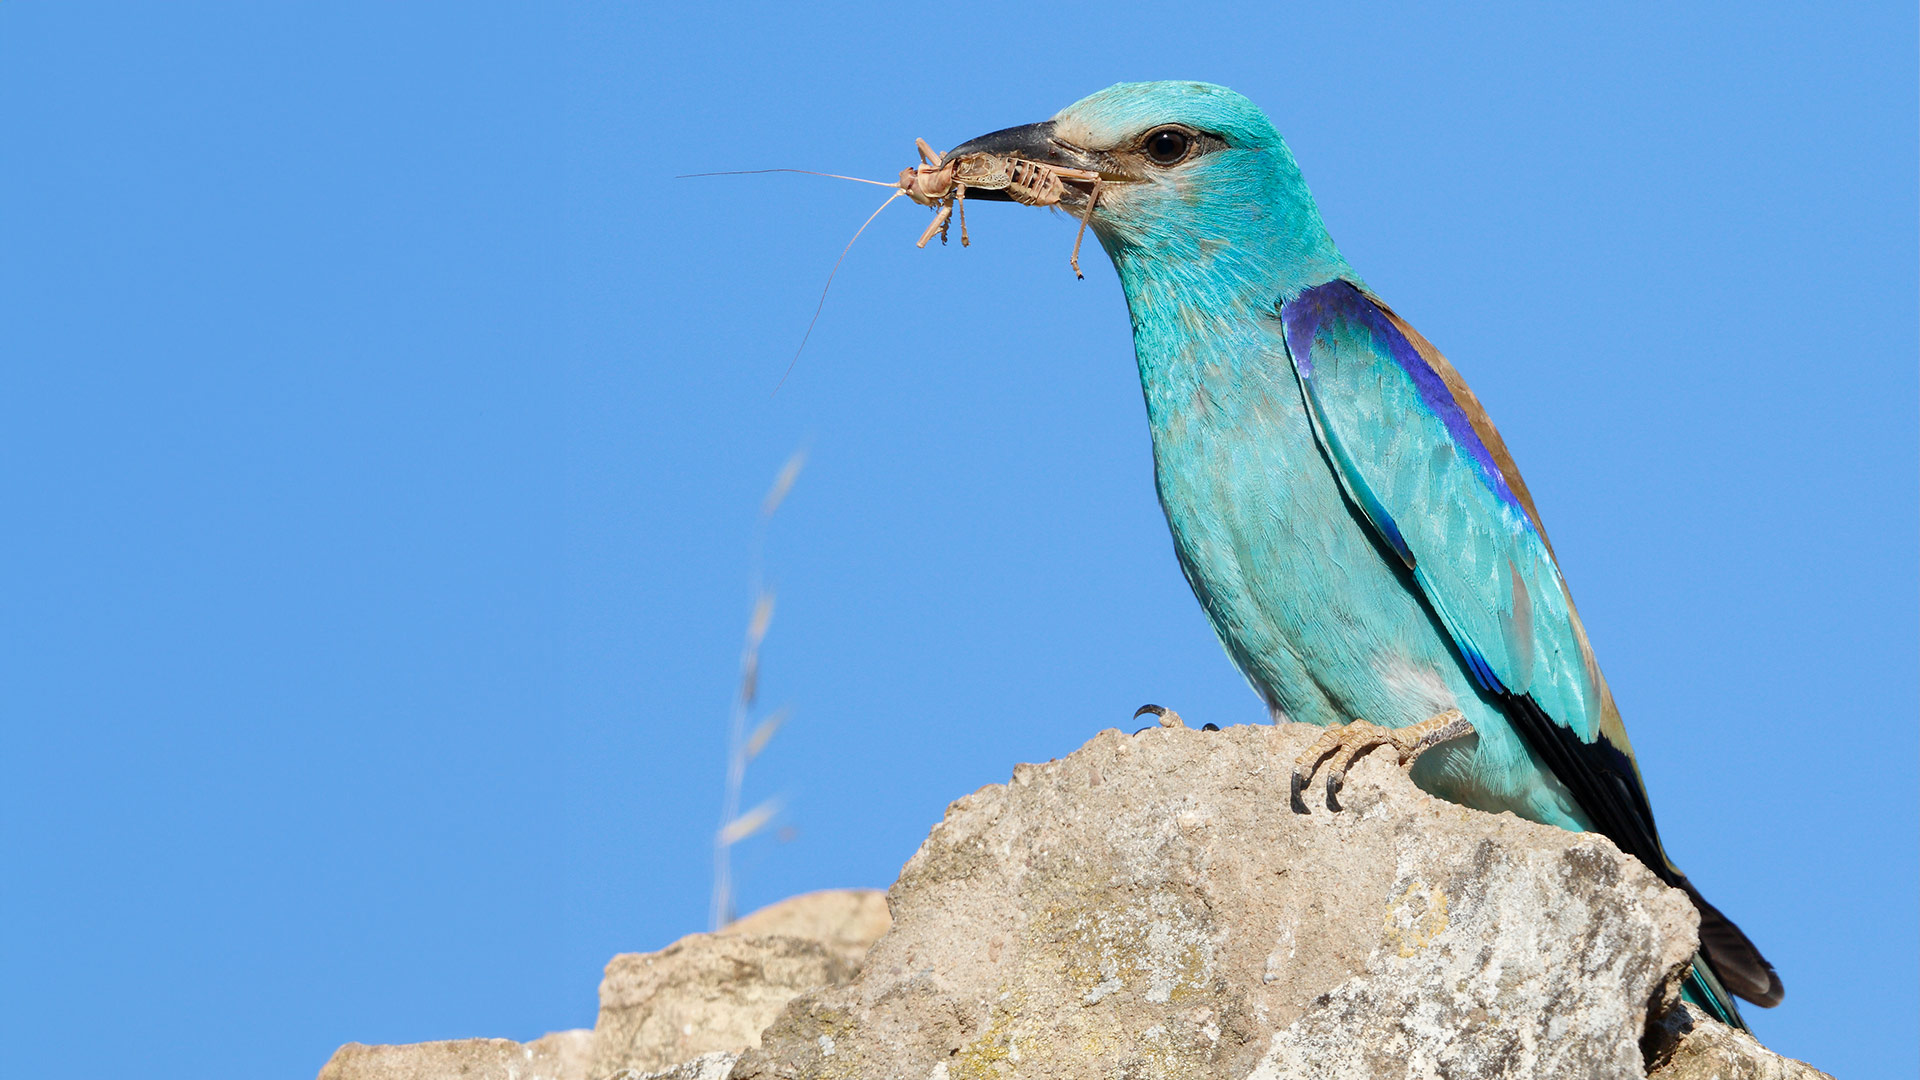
[898,138,1104,277]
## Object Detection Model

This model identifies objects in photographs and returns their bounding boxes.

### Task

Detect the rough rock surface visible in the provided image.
[589,932,855,1076]
[320,1030,594,1080]
[736,723,1699,1080]
[321,727,1827,1080]
[317,891,886,1080]
[720,889,891,971]
[610,1051,741,1080]
[1645,1004,1832,1080]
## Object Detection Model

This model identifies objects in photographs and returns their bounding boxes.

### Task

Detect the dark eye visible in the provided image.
[1143,128,1192,165]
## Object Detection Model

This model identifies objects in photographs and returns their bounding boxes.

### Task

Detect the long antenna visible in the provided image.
[677,168,897,188]
[771,188,902,396]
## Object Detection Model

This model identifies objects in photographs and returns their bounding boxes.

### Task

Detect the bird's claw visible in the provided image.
[1134,704,1185,729]
[1131,704,1221,734]
[1290,709,1472,813]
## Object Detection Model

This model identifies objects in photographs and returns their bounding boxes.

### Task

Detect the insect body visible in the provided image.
[898,138,1104,277]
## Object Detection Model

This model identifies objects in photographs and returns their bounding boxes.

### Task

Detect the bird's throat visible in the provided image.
[1107,246,1304,441]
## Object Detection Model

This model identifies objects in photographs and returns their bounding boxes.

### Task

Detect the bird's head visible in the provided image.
[949,81,1349,299]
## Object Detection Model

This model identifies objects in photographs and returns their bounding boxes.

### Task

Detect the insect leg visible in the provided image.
[1070,177,1102,279]
[916,200,952,248]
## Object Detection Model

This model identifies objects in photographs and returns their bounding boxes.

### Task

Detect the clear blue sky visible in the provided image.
[2,4,1913,1077]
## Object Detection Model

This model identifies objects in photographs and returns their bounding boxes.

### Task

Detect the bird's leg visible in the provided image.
[1132,704,1221,733]
[1290,709,1472,813]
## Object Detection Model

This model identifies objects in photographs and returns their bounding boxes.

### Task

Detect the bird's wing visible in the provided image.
[1279,279,1590,720]
[1277,279,1781,1006]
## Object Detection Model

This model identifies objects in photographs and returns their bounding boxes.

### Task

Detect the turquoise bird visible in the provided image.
[939,82,1781,1024]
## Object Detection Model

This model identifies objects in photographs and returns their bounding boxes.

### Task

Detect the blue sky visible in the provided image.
[2,4,1913,1077]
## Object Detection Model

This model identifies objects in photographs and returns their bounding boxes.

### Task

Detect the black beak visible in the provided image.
[944,121,1117,202]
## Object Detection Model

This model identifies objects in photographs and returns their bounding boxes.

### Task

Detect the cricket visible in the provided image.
[679,136,1106,389]
[894,137,1104,277]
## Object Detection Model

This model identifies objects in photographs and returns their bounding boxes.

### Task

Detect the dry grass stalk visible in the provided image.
[711,449,806,931]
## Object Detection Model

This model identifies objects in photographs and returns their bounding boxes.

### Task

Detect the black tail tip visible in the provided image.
[1688,883,1784,1007]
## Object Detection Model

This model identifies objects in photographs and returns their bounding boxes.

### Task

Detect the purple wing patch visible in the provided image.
[1281,280,1526,515]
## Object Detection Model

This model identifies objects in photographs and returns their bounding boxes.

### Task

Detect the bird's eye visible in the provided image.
[1143,128,1192,166]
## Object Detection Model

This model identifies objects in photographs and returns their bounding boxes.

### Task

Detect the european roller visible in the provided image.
[937,81,1781,1025]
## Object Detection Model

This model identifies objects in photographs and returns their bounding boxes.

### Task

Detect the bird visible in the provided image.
[937,81,1781,1027]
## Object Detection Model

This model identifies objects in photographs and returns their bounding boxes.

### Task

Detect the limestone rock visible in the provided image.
[317,891,886,1080]
[719,889,892,971]
[318,728,1830,1079]
[609,1051,741,1079]
[319,1029,593,1080]
[589,932,856,1077]
[1646,1005,1832,1080]
[589,890,888,1075]
[735,723,1701,1080]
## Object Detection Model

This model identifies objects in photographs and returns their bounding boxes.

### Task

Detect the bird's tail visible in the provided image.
[1680,878,1784,1015]
[1680,953,1745,1029]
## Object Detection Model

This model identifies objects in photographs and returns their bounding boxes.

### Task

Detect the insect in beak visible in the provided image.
[678,122,1130,392]
[898,122,1121,278]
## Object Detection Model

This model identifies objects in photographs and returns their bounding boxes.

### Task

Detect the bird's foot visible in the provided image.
[1132,704,1220,734]
[1290,709,1473,813]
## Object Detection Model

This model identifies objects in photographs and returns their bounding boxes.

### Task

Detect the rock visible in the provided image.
[734,723,1702,1080]
[1646,1004,1832,1080]
[319,1029,593,1080]
[589,933,856,1077]
[719,889,892,971]
[317,891,887,1080]
[321,727,1828,1079]
[608,1051,741,1080]
[589,890,888,1076]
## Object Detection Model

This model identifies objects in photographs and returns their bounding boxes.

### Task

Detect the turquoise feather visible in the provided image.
[953,81,1782,1023]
